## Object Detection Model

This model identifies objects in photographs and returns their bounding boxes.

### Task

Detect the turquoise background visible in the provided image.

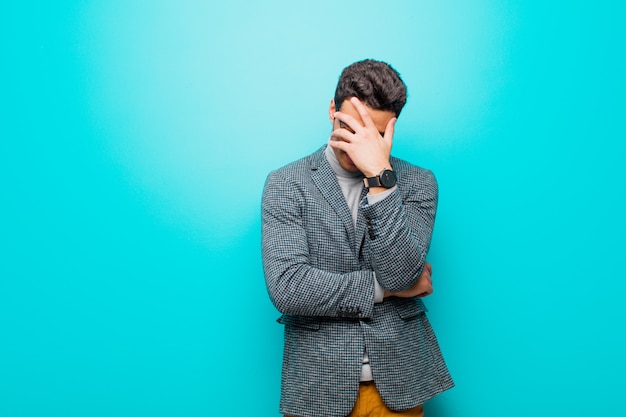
[1,1,625,416]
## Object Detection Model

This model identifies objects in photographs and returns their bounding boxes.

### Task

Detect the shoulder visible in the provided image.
[262,146,326,205]
[266,146,324,182]
[390,156,437,189]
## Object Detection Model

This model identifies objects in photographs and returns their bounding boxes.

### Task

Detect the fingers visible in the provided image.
[388,276,433,298]
[334,97,384,135]
[328,138,349,153]
[417,286,433,298]
[333,111,362,137]
[330,126,353,143]
[350,97,375,129]
[418,276,433,297]
[416,262,433,297]
[415,282,433,298]
[387,263,435,299]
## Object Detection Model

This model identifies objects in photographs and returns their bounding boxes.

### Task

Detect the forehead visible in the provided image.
[339,99,395,131]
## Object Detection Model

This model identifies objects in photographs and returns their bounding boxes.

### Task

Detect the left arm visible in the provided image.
[329,97,438,293]
[362,167,438,292]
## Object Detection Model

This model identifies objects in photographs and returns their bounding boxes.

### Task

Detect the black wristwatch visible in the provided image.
[363,169,397,188]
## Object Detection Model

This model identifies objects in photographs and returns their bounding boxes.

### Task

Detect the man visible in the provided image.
[262,59,453,417]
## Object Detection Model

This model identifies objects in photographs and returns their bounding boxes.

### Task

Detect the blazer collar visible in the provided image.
[310,146,359,251]
[311,145,367,256]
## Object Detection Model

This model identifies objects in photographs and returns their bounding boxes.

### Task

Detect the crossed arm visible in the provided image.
[387,261,433,298]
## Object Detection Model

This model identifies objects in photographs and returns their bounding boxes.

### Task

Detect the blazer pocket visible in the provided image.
[277,314,321,330]
[393,298,428,320]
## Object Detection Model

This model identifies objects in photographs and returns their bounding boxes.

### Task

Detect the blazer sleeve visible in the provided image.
[360,166,438,292]
[261,169,376,319]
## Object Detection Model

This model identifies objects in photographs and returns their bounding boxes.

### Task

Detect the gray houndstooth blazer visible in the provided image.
[262,146,454,417]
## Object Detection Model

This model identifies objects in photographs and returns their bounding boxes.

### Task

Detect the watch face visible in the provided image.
[380,170,397,188]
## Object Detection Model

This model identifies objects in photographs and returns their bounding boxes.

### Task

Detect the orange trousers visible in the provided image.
[286,381,424,417]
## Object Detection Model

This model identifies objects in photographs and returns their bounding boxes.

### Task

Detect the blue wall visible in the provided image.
[1,1,624,416]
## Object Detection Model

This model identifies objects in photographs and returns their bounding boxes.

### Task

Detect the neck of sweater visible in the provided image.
[324,145,364,230]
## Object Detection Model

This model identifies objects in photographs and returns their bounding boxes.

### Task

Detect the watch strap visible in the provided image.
[363,176,383,188]
[364,168,396,188]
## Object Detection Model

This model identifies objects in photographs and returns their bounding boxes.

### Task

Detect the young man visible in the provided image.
[262,60,453,417]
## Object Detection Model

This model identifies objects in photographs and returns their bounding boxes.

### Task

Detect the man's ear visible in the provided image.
[328,99,337,124]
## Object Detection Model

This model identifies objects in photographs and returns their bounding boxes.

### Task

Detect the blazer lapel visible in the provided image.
[310,147,357,249]
[355,186,369,256]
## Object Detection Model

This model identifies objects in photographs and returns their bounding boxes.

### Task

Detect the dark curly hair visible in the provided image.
[334,59,407,117]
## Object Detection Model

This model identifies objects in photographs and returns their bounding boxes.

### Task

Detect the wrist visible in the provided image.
[363,167,396,190]
[362,164,391,178]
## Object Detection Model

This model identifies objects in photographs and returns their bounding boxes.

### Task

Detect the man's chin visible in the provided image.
[335,151,360,173]
[342,163,360,173]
